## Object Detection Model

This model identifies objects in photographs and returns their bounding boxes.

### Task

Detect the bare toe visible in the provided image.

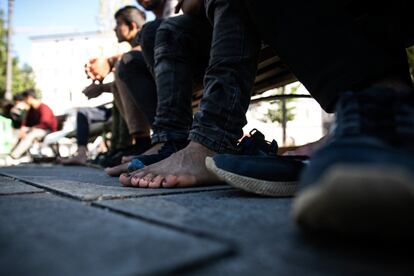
[129,170,147,186]
[119,173,133,187]
[149,175,165,188]
[138,173,155,188]
[163,174,197,188]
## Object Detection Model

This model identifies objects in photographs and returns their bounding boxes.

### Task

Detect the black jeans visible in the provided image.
[243,0,412,112]
[189,0,261,153]
[151,14,212,143]
[139,19,165,76]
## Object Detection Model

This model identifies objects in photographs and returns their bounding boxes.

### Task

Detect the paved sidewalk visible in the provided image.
[0,164,413,275]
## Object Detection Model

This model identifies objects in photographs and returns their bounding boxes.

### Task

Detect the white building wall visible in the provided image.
[30,31,130,115]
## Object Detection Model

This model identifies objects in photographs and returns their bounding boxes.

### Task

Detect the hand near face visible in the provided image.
[84,58,111,81]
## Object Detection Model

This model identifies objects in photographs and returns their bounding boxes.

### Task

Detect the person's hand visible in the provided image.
[18,127,28,139]
[175,0,203,15]
[82,83,104,99]
[84,57,111,81]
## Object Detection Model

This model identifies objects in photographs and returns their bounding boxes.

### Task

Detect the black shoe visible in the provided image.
[293,87,414,238]
[236,128,278,156]
[127,140,189,171]
[88,150,117,166]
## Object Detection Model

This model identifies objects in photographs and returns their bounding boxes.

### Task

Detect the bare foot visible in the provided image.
[119,141,220,188]
[121,156,135,163]
[105,162,129,176]
[106,143,164,176]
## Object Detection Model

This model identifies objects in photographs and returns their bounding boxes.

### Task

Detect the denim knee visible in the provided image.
[139,19,164,71]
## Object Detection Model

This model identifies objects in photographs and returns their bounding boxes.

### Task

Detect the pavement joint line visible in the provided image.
[0,172,240,257]
[0,172,234,202]
[98,186,234,201]
[0,190,46,196]
[0,172,84,201]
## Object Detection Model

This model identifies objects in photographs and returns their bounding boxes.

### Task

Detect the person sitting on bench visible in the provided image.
[10,89,57,159]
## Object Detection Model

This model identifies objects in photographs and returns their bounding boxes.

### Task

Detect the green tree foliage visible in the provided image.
[266,102,296,125]
[0,10,36,100]
[265,85,298,125]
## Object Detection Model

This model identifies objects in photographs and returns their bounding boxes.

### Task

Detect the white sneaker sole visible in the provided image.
[205,157,297,197]
[292,165,414,237]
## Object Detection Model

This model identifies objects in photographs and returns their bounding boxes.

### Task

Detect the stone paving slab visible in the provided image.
[98,190,414,275]
[0,193,230,276]
[0,176,44,195]
[0,165,231,201]
[0,164,117,186]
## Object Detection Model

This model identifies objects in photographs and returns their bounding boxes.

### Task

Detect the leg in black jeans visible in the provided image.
[190,0,261,153]
[120,1,261,188]
[151,14,211,144]
[75,112,89,148]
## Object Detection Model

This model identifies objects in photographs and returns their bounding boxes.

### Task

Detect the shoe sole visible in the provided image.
[292,165,414,237]
[205,157,297,197]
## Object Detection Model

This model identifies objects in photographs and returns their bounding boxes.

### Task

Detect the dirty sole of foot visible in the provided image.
[205,157,296,197]
[292,165,414,239]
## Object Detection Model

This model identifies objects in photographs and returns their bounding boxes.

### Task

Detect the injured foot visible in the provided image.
[119,141,220,188]
[105,143,164,177]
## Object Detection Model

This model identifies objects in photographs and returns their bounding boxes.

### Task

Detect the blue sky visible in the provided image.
[0,0,151,66]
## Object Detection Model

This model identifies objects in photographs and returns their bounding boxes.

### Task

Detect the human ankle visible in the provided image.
[77,146,88,156]
[188,141,217,155]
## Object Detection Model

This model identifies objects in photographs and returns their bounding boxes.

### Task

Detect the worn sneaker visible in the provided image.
[292,87,414,238]
[206,154,306,196]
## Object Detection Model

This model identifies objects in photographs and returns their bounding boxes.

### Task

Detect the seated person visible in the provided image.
[10,89,57,159]
[85,5,157,165]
